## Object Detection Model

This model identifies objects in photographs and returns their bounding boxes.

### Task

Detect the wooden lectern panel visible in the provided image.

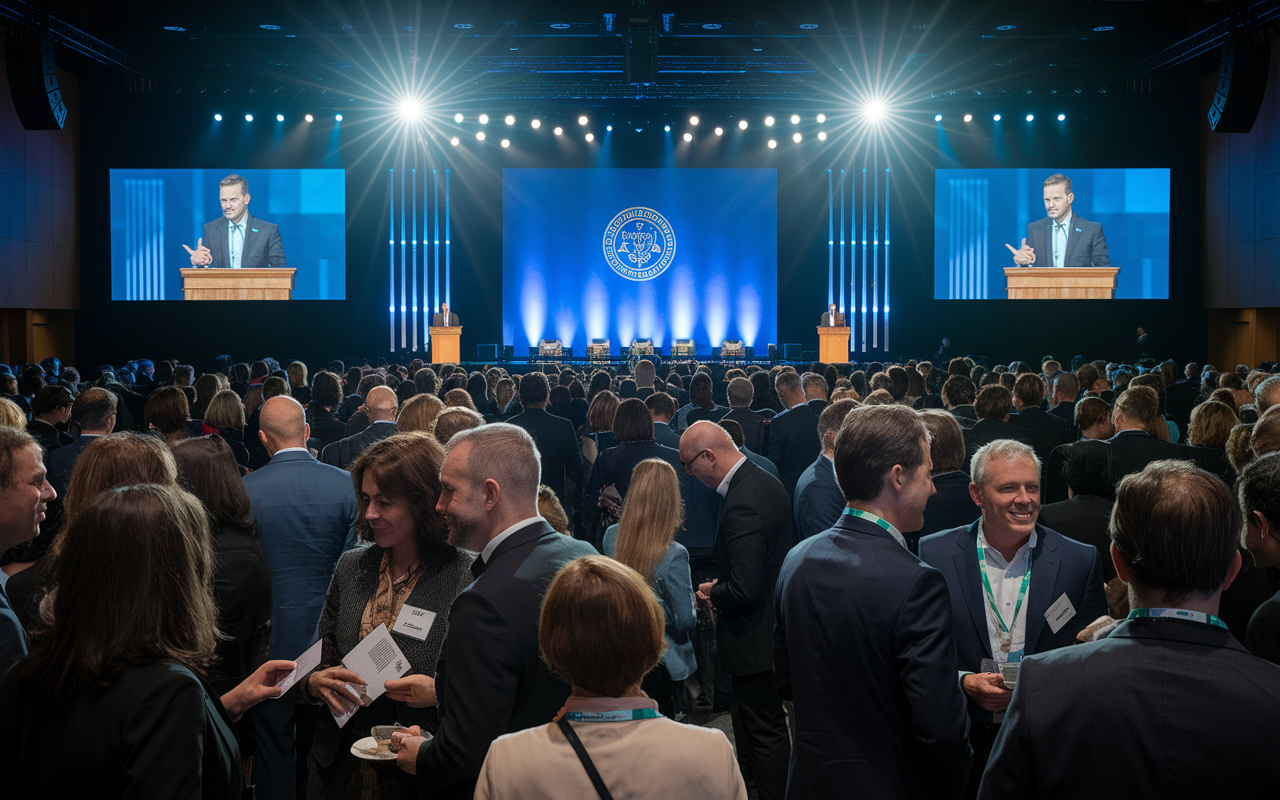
[818,326,850,363]
[429,326,462,364]
[181,268,296,300]
[1004,267,1120,300]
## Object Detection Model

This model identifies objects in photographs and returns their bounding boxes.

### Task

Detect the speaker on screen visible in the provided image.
[1208,42,1271,134]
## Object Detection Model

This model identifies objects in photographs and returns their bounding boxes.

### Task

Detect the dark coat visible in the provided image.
[961,418,1032,475]
[319,420,398,470]
[1036,495,1117,582]
[507,408,585,512]
[722,407,774,454]
[1006,406,1070,468]
[767,403,822,499]
[792,454,845,542]
[906,471,981,553]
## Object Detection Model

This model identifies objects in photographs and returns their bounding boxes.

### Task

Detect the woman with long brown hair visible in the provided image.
[603,458,696,716]
[144,385,193,444]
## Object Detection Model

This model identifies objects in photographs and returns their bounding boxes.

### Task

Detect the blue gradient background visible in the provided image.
[110,168,345,300]
[502,168,777,355]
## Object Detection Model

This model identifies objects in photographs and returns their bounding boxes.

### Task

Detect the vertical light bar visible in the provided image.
[827,170,833,307]
[982,179,989,299]
[400,165,407,349]
[411,168,418,351]
[148,179,156,300]
[157,178,166,300]
[389,168,395,352]
[124,180,132,299]
[860,167,867,352]
[433,169,439,316]
[838,170,845,316]
[872,154,879,350]
[884,167,890,352]
[445,169,451,307]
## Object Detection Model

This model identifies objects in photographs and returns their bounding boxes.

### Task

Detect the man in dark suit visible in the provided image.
[819,303,843,327]
[1046,371,1078,428]
[943,374,979,430]
[645,391,683,449]
[980,460,1280,798]
[962,385,1032,475]
[25,386,75,451]
[1007,374,1069,469]
[920,440,1106,798]
[1005,173,1109,270]
[793,400,857,541]
[768,370,822,499]
[802,372,829,415]
[183,173,287,270]
[0,429,55,676]
[320,385,398,469]
[910,410,983,553]
[392,424,596,798]
[431,301,460,327]
[1106,385,1231,489]
[1036,440,1117,583]
[721,376,773,454]
[243,396,357,800]
[507,371,584,514]
[683,421,795,800]
[776,404,972,799]
[44,389,116,500]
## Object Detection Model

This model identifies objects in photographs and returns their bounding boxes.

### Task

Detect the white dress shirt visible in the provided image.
[481,515,547,564]
[715,454,748,498]
[1051,212,1072,268]
[977,520,1037,665]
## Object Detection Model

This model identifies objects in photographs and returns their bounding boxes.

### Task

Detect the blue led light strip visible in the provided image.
[445,169,451,308]
[433,169,440,320]
[400,165,407,349]
[412,168,418,352]
[884,167,890,352]
[389,169,395,352]
[873,153,879,350]
[827,169,834,307]
[860,168,867,353]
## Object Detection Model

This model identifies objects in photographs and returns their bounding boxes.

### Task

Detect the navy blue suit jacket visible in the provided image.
[319,420,398,470]
[200,213,286,269]
[775,513,972,799]
[1023,214,1109,268]
[918,521,1107,725]
[793,454,845,541]
[0,579,26,677]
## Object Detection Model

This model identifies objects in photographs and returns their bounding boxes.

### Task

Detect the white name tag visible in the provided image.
[1044,592,1077,634]
[392,604,436,641]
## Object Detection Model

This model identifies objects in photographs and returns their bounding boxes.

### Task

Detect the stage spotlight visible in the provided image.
[586,132,594,142]
[554,126,563,135]
[531,119,541,128]
[276,114,284,122]
[478,113,489,124]
[790,114,800,124]
[816,113,826,123]
[738,119,748,130]
[397,99,424,121]
[792,132,802,143]
[1026,114,1034,122]
[683,132,692,142]
[934,114,942,122]
[714,126,723,136]
[690,115,699,125]
[450,136,460,146]
[993,114,1001,121]
[863,99,887,123]
[454,112,464,123]
[964,114,973,122]
[764,115,775,126]
[245,114,253,122]
[817,131,827,141]
[664,125,671,132]
[501,138,510,147]
[767,139,777,148]
[476,131,485,141]
[578,115,589,125]
[606,125,613,131]
[214,113,222,121]
[505,114,515,125]
[305,114,313,122]
[335,114,343,121]
[1058,113,1066,121]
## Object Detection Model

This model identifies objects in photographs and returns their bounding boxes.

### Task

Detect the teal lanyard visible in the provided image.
[976,534,1032,652]
[843,507,894,534]
[1128,608,1229,630]
[562,708,662,723]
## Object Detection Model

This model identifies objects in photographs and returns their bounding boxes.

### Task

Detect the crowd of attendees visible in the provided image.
[0,348,1279,798]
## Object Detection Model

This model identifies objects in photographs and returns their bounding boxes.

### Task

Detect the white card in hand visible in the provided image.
[273,640,323,696]
[1044,592,1077,634]
[331,624,411,728]
[392,604,436,642]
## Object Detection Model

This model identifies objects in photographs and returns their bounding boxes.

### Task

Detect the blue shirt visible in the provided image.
[228,214,248,269]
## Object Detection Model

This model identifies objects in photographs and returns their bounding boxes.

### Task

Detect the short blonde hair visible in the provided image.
[399,393,445,434]
[0,397,25,429]
[203,389,246,431]
[537,484,570,535]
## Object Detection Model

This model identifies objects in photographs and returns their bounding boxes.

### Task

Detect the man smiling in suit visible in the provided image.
[1005,173,1109,271]
[183,173,287,270]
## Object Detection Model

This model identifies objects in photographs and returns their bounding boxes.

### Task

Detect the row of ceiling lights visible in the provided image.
[161,23,1118,33]
[212,114,342,122]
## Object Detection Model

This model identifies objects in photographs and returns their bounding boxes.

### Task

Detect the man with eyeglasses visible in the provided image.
[680,421,795,800]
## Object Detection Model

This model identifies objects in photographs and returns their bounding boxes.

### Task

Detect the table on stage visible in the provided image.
[430,326,462,364]
[818,326,850,363]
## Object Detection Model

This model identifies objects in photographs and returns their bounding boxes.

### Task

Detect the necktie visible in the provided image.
[1054,222,1066,268]
[231,223,242,268]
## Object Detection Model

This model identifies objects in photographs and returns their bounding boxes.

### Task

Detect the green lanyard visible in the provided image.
[1128,608,1229,630]
[562,708,661,723]
[976,533,1032,653]
[843,507,894,533]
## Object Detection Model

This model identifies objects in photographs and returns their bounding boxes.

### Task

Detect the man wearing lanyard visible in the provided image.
[980,460,1280,798]
[920,439,1105,799]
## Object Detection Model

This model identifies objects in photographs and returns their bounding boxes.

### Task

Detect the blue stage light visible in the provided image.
[993,114,1002,121]
[214,113,222,121]
[934,114,943,122]
[1058,113,1066,121]
[1026,114,1034,122]
[335,114,343,121]
[276,114,284,122]
[245,114,253,122]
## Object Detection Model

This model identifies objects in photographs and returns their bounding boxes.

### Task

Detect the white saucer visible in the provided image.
[350,736,396,761]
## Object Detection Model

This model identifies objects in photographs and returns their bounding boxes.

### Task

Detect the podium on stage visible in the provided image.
[181,268,296,300]
[818,326,850,363]
[430,326,461,364]
[1004,267,1120,300]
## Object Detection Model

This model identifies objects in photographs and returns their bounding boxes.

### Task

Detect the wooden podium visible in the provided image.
[429,326,461,364]
[818,327,850,363]
[181,268,296,300]
[1004,267,1120,300]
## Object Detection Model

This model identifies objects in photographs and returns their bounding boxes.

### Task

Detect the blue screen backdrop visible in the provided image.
[109,168,345,300]
[934,168,1170,300]
[502,168,777,355]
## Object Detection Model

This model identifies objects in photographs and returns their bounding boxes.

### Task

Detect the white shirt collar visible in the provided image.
[1053,211,1072,231]
[228,212,249,230]
[715,454,748,497]
[480,515,547,563]
[273,446,310,455]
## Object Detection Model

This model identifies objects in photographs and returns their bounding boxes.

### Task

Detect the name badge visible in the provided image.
[1044,592,1077,634]
[392,604,436,641]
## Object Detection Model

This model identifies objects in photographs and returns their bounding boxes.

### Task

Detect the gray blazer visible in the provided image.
[307,544,477,768]
[604,526,697,681]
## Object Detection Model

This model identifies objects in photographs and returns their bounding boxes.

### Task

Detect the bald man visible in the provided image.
[320,384,399,470]
[681,421,795,800]
[243,396,358,800]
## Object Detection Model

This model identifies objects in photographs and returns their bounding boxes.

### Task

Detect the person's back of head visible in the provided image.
[918,409,964,475]
[947,357,970,378]
[644,391,676,422]
[172,365,194,387]
[613,398,655,443]
[70,388,118,433]
[62,431,178,530]
[941,375,976,409]
[171,435,255,534]
[413,367,438,396]
[1061,440,1112,498]
[614,459,683,582]
[689,373,715,410]
[974,385,1013,422]
[726,377,754,409]
[886,367,909,401]
[1187,401,1238,449]
[204,389,246,432]
[1052,372,1079,403]
[366,385,399,422]
[443,388,476,410]
[258,396,307,451]
[1255,375,1280,414]
[144,386,190,438]
[634,359,656,388]
[775,370,803,406]
[31,385,73,419]
[588,391,619,433]
[356,372,386,399]
[432,407,484,445]
[1075,397,1113,438]
[1252,406,1280,457]
[519,370,550,408]
[399,392,445,434]
[1114,385,1160,431]
[801,372,829,401]
[832,404,927,506]
[718,418,746,447]
[1012,373,1046,409]
[262,376,290,401]
[249,360,270,382]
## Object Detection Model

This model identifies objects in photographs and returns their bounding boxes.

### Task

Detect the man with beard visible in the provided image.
[390,423,596,799]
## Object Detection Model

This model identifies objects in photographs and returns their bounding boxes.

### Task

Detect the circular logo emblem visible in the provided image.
[603,207,676,281]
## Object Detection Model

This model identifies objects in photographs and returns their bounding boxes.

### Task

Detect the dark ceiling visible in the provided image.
[0,1,1252,107]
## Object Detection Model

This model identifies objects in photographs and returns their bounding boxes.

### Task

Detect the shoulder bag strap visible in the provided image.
[556,717,615,800]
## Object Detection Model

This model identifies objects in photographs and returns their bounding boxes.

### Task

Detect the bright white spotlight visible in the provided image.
[664,125,671,132]
[214,113,222,121]
[275,114,283,122]
[993,114,1001,121]
[531,119,541,128]
[690,115,699,125]
[683,132,692,142]
[554,126,563,135]
[790,114,800,124]
[505,114,515,125]
[863,99,887,122]
[501,138,510,148]
[767,139,777,149]
[764,115,775,126]
[454,112,464,123]
[738,119,748,130]
[792,132,802,143]
[964,114,973,122]
[817,131,827,141]
[450,136,460,146]
[476,131,485,141]
[1057,113,1066,121]
[335,114,343,121]
[606,125,612,131]
[1026,114,1034,122]
[585,132,594,142]
[478,113,489,124]
[245,114,253,122]
[305,114,313,122]
[714,126,723,136]
[578,115,588,125]
[934,114,942,122]
[397,99,423,121]
[816,113,826,123]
